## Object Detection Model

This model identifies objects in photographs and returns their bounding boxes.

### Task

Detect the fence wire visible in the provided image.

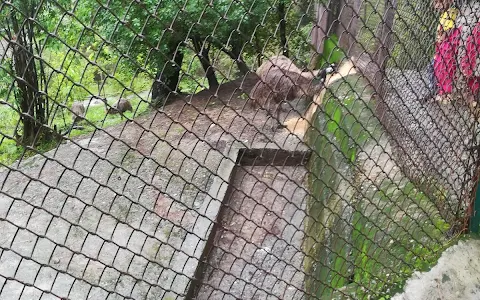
[0,0,478,299]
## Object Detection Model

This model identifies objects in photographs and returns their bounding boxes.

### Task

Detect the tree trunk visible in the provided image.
[234,57,250,75]
[374,0,397,95]
[278,0,289,57]
[231,43,250,75]
[336,0,362,56]
[309,3,328,69]
[10,10,46,146]
[254,35,263,68]
[151,43,184,107]
[211,39,250,75]
[192,37,219,89]
[327,0,342,37]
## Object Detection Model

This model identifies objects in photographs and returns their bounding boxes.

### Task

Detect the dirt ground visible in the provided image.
[0,74,311,299]
[196,166,308,300]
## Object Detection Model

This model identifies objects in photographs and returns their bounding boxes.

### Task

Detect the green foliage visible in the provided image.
[0,63,13,99]
[319,35,346,66]
[0,138,20,166]
[92,0,278,70]
[0,95,150,166]
[391,0,437,69]
[0,103,19,134]
[43,46,150,109]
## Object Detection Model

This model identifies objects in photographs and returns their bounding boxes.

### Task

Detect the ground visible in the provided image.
[196,166,308,300]
[393,238,480,300]
[383,69,476,224]
[0,74,311,299]
[1,64,479,299]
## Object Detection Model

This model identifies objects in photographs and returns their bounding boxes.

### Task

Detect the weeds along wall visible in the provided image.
[0,0,478,299]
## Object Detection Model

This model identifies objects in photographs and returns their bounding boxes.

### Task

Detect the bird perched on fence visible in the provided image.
[71,101,85,125]
[106,98,133,120]
[249,63,336,131]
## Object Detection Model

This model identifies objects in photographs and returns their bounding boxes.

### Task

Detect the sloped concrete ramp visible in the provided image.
[393,239,480,300]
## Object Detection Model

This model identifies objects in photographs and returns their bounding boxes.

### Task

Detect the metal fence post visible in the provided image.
[470,180,480,234]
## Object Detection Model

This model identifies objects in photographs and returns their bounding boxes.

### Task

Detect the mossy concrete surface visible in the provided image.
[0,75,311,299]
[305,74,451,299]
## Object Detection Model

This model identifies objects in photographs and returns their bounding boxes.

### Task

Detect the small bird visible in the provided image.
[106,98,133,120]
[71,101,85,125]
[314,63,336,83]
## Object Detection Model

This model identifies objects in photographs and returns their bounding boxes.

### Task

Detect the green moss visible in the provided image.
[305,75,452,299]
[318,35,346,67]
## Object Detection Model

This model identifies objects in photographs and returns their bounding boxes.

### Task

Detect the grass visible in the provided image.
[0,94,151,166]
[0,40,253,167]
[64,95,151,137]
[0,41,155,166]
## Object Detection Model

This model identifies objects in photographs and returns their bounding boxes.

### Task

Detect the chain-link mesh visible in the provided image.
[0,0,478,299]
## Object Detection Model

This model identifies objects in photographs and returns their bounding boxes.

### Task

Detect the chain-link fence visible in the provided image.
[0,0,479,299]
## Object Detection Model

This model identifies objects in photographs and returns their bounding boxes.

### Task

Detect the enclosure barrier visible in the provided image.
[0,0,478,299]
